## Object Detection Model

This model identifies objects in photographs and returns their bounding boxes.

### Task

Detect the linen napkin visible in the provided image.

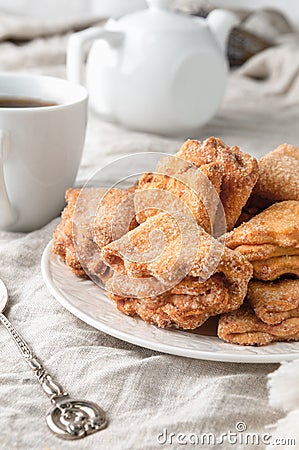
[268,360,299,448]
[0,5,299,449]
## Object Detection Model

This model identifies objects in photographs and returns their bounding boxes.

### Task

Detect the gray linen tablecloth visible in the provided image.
[0,8,298,450]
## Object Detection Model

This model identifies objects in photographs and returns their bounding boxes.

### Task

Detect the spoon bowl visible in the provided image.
[0,278,8,313]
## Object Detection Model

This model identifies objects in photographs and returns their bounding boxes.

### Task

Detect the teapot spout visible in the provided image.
[207,9,239,53]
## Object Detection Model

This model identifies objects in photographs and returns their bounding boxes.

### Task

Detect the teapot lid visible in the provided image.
[116,0,204,32]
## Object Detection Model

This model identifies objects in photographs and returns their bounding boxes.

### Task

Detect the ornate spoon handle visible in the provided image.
[0,312,107,439]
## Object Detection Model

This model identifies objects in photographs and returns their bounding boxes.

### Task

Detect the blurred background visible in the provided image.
[0,0,298,158]
[0,0,298,27]
[0,0,297,71]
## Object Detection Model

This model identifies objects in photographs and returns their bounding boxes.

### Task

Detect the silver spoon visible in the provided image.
[0,278,107,440]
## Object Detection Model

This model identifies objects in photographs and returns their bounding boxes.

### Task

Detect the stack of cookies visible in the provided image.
[219,145,299,345]
[52,138,299,346]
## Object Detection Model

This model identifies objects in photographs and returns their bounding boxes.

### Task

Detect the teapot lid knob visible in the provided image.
[147,0,173,10]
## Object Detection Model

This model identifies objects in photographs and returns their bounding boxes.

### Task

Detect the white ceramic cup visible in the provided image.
[0,74,88,232]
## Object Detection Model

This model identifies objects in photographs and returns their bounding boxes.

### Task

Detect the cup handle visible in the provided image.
[67,26,124,85]
[0,131,17,228]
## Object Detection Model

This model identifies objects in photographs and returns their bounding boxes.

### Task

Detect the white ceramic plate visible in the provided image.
[42,241,299,363]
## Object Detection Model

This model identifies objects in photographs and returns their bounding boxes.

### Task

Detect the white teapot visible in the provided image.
[67,0,238,137]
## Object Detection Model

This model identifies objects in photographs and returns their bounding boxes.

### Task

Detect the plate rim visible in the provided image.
[41,240,299,364]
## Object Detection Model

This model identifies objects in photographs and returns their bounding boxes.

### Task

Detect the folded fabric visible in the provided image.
[175,137,259,231]
[0,10,100,41]
[247,279,299,325]
[268,359,299,442]
[225,201,299,263]
[218,303,299,346]
[268,359,299,412]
